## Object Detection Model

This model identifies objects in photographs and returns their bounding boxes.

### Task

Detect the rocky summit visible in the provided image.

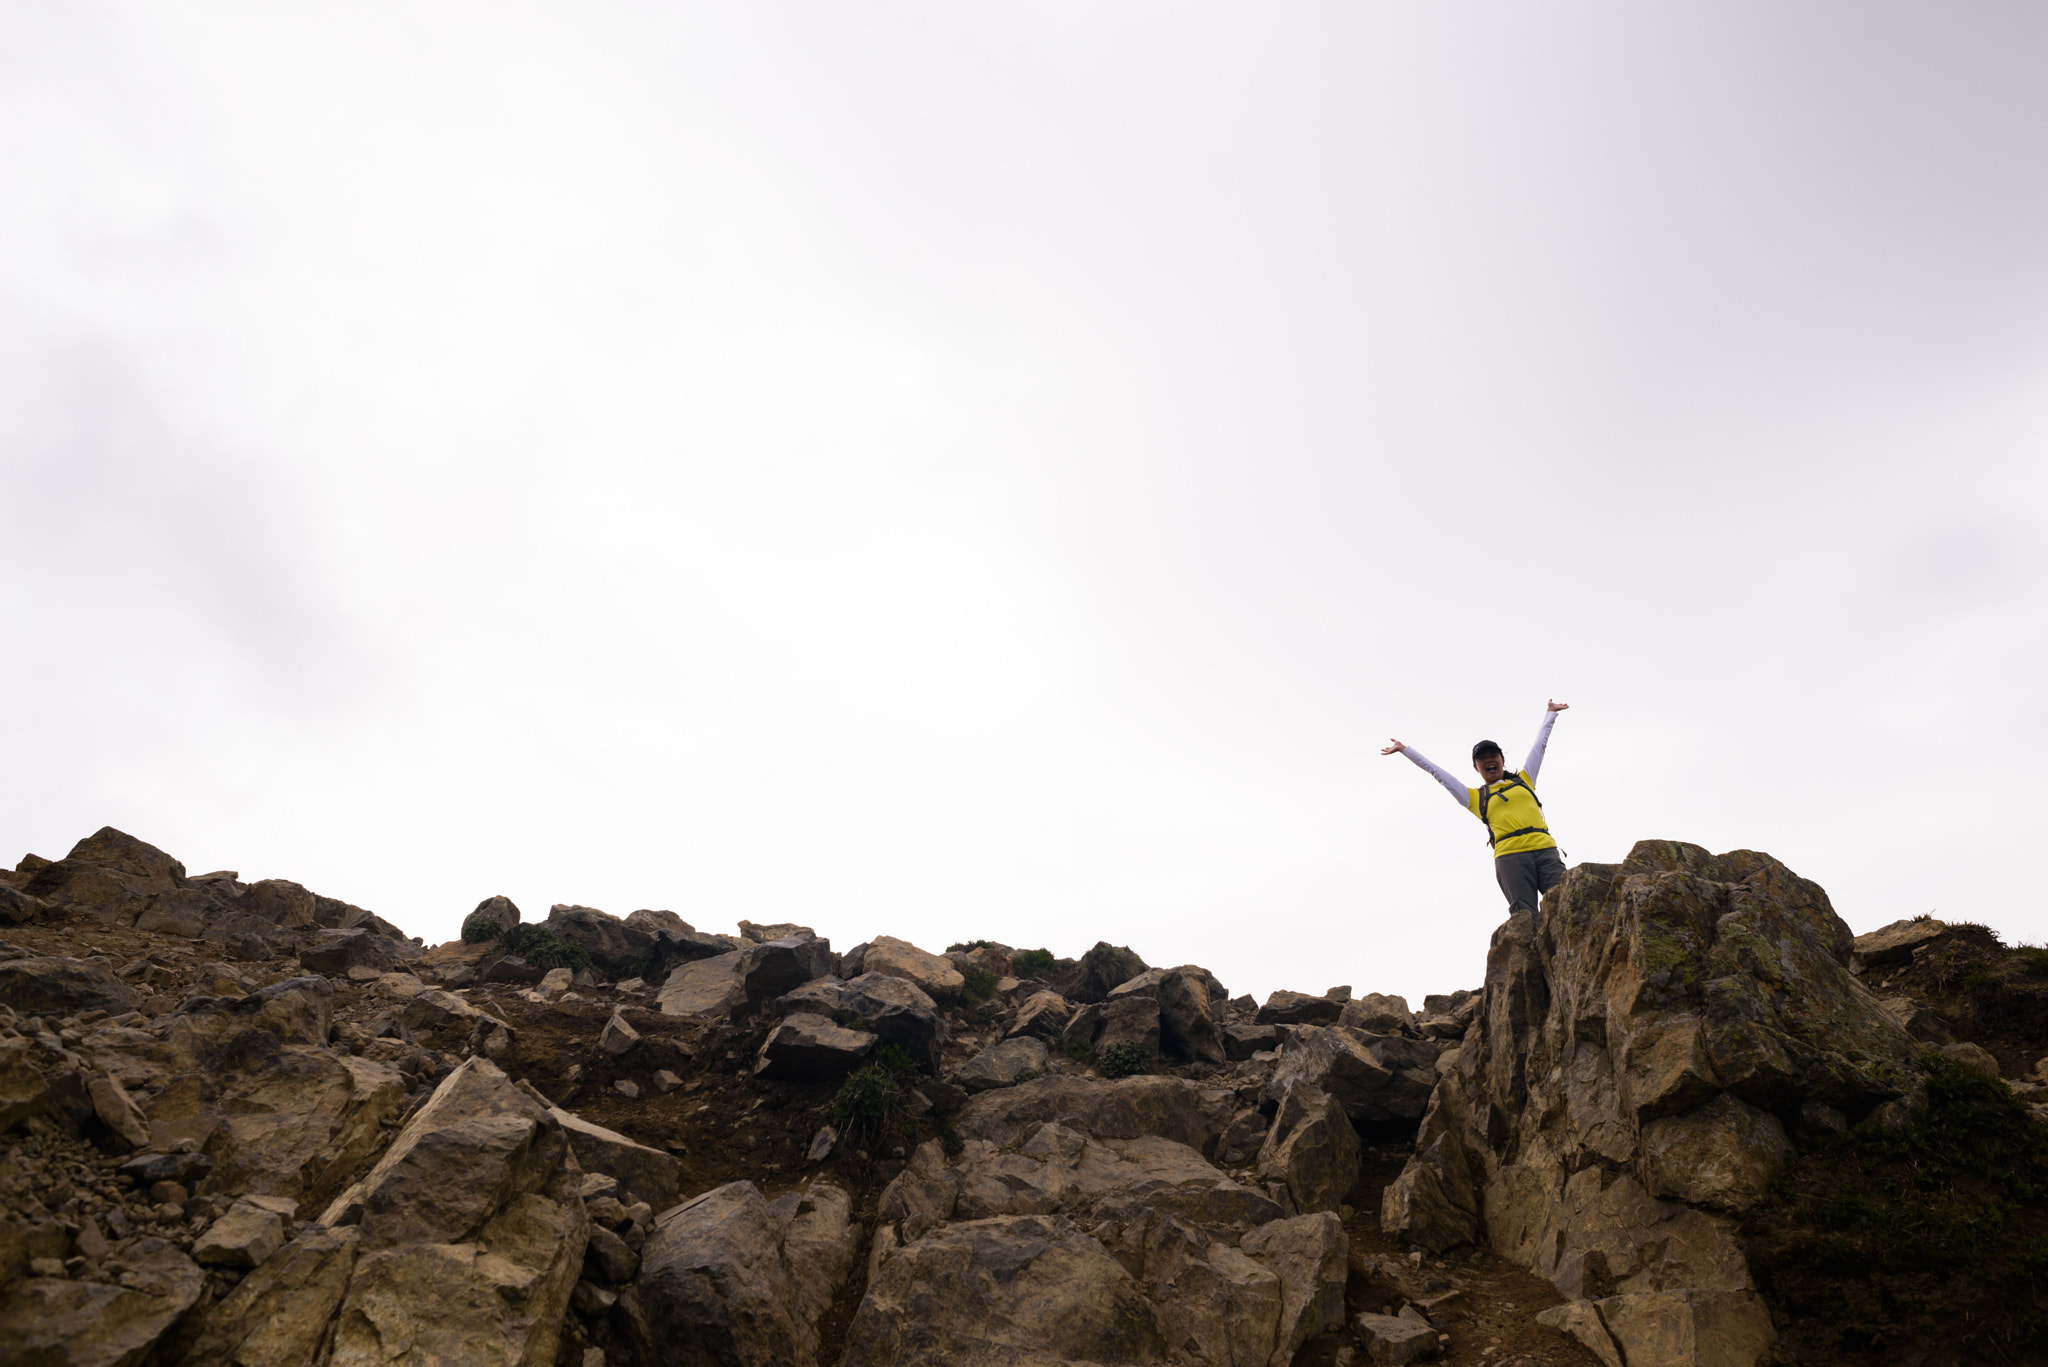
[1,828,2044,1367]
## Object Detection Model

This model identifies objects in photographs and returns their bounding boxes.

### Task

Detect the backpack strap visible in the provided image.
[1480,773,1544,847]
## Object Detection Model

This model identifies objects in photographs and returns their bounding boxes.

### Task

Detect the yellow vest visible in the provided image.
[1466,770,1556,857]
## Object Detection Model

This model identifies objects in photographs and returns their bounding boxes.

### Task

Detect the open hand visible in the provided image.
[1380,739,1407,755]
[1547,700,1569,712]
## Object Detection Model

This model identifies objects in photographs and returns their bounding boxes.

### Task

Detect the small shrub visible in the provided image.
[947,940,1003,953]
[831,1063,903,1146]
[1012,1067,1045,1084]
[938,1121,965,1156]
[876,1043,916,1074]
[1051,1035,1096,1064]
[960,964,999,1004]
[499,925,591,972]
[1011,948,1058,978]
[1097,1041,1154,1079]
[461,919,502,945]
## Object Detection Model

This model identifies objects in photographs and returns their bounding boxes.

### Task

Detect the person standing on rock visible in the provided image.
[1381,700,1569,917]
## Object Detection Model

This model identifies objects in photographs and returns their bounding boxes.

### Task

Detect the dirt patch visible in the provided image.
[1863,923,2048,1078]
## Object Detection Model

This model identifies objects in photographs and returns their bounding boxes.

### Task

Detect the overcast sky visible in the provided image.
[5,3,2045,1004]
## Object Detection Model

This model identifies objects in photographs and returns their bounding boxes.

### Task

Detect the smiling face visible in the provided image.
[1473,750,1507,783]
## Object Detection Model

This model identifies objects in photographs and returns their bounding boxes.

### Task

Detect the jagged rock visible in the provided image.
[953,1035,1048,1092]
[298,927,403,977]
[1876,996,1953,1043]
[87,1073,151,1150]
[549,1106,681,1211]
[1224,1021,1282,1060]
[1356,1311,1441,1363]
[1384,844,1909,1367]
[1641,1093,1793,1213]
[755,1012,879,1080]
[956,1074,1237,1156]
[0,956,139,1017]
[1340,993,1415,1034]
[770,974,947,1053]
[463,895,521,941]
[840,1213,1165,1367]
[0,1034,90,1133]
[1539,1288,1776,1367]
[1255,1081,1360,1215]
[399,988,515,1052]
[657,951,747,1018]
[1241,1213,1349,1364]
[544,904,659,979]
[640,1180,852,1367]
[133,889,222,939]
[1851,916,1948,970]
[739,919,816,943]
[599,1013,640,1055]
[0,1236,204,1367]
[1156,966,1228,1063]
[948,944,1011,977]
[1006,989,1073,1041]
[652,925,742,970]
[192,1197,288,1268]
[1216,1109,1270,1167]
[1256,990,1344,1026]
[1266,1025,1437,1123]
[0,885,51,925]
[1068,941,1148,1004]
[176,1225,360,1365]
[1061,1001,1105,1048]
[323,1058,589,1366]
[862,936,965,1001]
[238,878,320,929]
[1098,993,1162,1057]
[623,907,685,936]
[21,827,185,926]
[585,1224,639,1283]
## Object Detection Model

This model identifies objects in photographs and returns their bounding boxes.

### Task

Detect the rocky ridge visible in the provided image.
[1,826,2042,1366]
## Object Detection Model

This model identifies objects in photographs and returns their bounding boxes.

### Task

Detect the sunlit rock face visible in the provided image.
[1383,840,1920,1367]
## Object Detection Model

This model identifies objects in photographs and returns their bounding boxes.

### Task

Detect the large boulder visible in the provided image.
[639,1179,856,1367]
[658,936,836,1021]
[543,904,657,979]
[0,1236,204,1367]
[462,895,521,942]
[1255,990,1345,1027]
[1255,1080,1360,1215]
[956,1074,1237,1157]
[1069,941,1148,1004]
[862,936,965,1001]
[1850,916,1948,970]
[1383,843,1911,1367]
[322,1057,589,1367]
[20,827,185,926]
[953,1036,1048,1092]
[1265,1025,1437,1123]
[0,956,138,1018]
[774,974,946,1071]
[177,1226,360,1365]
[297,928,405,977]
[755,1012,879,1081]
[658,951,748,1019]
[548,1106,681,1211]
[237,878,320,929]
[1339,993,1415,1034]
[1006,990,1074,1042]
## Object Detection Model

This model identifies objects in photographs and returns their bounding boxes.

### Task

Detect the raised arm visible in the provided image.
[1382,739,1471,807]
[1523,700,1567,781]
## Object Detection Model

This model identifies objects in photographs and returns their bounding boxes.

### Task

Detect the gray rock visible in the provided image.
[1256,990,1344,1026]
[657,951,747,1019]
[175,1225,360,1367]
[298,927,403,976]
[1256,1080,1360,1215]
[1224,1021,1283,1060]
[641,1180,844,1367]
[1266,1025,1437,1123]
[600,1013,641,1055]
[1006,990,1073,1041]
[545,904,658,980]
[956,1074,1236,1156]
[0,885,51,925]
[1157,966,1228,1064]
[1097,994,1161,1057]
[0,956,139,1017]
[192,1198,287,1268]
[739,919,816,943]
[953,1036,1048,1092]
[624,907,688,936]
[237,878,320,929]
[755,1012,879,1081]
[0,1236,203,1367]
[775,972,945,1070]
[461,894,522,941]
[1339,993,1415,1034]
[1356,1311,1441,1363]
[550,1106,682,1211]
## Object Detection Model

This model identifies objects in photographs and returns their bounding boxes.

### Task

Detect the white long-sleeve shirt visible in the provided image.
[1401,708,1558,807]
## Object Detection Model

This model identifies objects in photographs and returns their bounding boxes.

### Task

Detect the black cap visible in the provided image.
[1471,739,1503,761]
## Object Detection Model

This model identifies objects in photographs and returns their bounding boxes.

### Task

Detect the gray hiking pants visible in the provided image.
[1495,845,1566,915]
